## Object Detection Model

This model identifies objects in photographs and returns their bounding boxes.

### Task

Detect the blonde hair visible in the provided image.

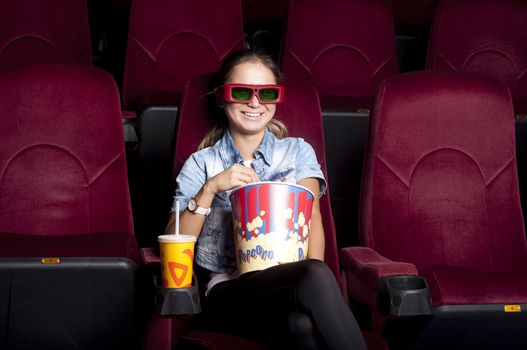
[198,48,288,150]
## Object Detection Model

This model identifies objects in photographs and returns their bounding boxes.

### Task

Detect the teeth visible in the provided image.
[244,112,261,117]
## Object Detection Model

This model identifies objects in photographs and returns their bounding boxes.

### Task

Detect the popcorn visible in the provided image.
[247,215,264,232]
[298,212,305,227]
[302,225,309,239]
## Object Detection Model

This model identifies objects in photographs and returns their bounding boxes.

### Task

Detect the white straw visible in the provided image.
[175,201,180,236]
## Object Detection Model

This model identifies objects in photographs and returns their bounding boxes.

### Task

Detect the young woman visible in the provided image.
[165,49,367,350]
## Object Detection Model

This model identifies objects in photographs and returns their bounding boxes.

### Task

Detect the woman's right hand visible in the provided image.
[204,164,259,195]
[168,164,258,236]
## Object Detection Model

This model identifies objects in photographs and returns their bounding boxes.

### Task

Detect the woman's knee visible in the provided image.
[296,259,336,286]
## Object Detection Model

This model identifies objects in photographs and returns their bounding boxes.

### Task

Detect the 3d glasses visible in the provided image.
[221,84,285,104]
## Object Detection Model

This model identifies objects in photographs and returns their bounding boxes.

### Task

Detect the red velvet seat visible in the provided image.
[0,63,137,259]
[0,0,92,67]
[280,0,398,109]
[0,63,140,349]
[341,71,527,349]
[426,0,527,115]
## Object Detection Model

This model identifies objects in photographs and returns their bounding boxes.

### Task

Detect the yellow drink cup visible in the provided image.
[158,234,196,288]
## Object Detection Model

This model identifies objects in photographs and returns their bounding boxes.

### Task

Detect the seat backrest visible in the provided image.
[172,73,340,280]
[361,71,527,272]
[0,63,138,261]
[122,0,246,110]
[0,0,92,66]
[280,0,398,108]
[426,0,527,113]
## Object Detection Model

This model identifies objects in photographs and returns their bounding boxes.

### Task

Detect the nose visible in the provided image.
[248,92,261,108]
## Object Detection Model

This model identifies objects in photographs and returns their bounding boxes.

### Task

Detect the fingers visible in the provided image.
[231,164,259,186]
[207,164,260,194]
[249,170,260,183]
[232,165,254,184]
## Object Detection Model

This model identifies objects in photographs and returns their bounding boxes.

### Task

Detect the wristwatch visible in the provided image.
[187,197,211,216]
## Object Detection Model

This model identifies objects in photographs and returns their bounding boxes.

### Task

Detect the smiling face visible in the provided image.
[223,60,277,139]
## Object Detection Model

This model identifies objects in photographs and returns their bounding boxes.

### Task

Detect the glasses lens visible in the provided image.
[258,88,279,101]
[231,87,252,101]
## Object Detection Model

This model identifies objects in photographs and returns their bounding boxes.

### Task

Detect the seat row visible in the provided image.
[1,0,526,113]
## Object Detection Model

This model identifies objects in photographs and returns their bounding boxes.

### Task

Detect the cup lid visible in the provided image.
[158,234,196,243]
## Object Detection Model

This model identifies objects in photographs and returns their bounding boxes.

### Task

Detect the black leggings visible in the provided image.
[203,259,367,350]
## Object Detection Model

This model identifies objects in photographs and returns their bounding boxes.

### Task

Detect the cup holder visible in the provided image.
[378,275,432,316]
[152,274,201,315]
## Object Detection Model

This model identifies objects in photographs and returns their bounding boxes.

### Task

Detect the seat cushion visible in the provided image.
[422,265,527,306]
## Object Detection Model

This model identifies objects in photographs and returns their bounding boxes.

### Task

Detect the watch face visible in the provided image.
[188,198,197,211]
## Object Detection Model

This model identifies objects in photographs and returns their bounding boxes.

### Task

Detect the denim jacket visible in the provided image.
[172,129,327,273]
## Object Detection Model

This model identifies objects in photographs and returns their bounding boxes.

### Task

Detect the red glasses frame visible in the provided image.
[221,84,285,104]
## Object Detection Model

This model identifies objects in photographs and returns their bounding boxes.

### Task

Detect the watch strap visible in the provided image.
[189,198,211,216]
[194,206,211,216]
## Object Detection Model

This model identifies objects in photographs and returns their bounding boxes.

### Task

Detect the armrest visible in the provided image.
[341,247,418,288]
[140,247,161,266]
[340,246,418,309]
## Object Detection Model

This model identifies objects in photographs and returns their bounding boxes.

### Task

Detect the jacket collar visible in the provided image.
[218,128,275,168]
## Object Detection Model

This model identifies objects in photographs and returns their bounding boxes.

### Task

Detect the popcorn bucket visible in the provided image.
[230,181,314,274]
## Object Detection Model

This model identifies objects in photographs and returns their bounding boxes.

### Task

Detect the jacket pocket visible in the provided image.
[267,166,295,183]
